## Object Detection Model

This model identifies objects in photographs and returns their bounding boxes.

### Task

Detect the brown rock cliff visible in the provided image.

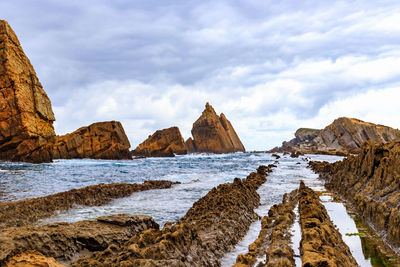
[53,121,131,159]
[190,103,245,153]
[133,126,187,157]
[0,20,55,163]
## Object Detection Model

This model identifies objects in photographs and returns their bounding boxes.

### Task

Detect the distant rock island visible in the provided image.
[0,20,56,163]
[273,117,400,155]
[133,103,245,157]
[53,121,131,160]
[132,126,187,157]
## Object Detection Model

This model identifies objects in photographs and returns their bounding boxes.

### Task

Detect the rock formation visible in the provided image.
[0,214,158,266]
[185,137,196,153]
[72,165,274,266]
[132,126,187,157]
[0,20,56,163]
[310,139,400,252]
[5,250,65,267]
[53,121,131,160]
[0,180,179,228]
[275,117,400,155]
[298,182,358,266]
[190,103,245,153]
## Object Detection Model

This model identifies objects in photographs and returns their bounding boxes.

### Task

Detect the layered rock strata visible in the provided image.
[0,20,56,163]
[133,126,187,157]
[235,189,298,267]
[298,182,358,266]
[53,121,131,159]
[190,103,245,153]
[0,214,158,266]
[309,139,400,252]
[73,165,275,266]
[0,180,179,228]
[275,117,400,155]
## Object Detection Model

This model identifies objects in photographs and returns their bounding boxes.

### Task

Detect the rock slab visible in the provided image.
[0,20,56,163]
[53,121,131,159]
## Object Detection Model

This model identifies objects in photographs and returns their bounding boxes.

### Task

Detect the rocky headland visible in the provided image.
[132,126,187,157]
[310,139,400,254]
[0,20,56,163]
[273,117,400,155]
[188,102,245,154]
[53,121,131,160]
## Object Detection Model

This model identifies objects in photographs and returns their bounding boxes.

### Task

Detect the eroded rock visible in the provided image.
[0,20,55,163]
[133,126,187,157]
[0,214,158,265]
[5,250,65,267]
[0,180,179,228]
[72,165,275,266]
[190,103,245,153]
[53,121,131,159]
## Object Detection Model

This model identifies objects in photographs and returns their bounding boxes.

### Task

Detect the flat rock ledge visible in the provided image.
[0,180,179,228]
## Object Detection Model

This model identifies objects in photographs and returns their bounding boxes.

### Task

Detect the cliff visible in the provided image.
[53,121,131,159]
[0,20,56,163]
[278,117,400,155]
[190,103,245,153]
[310,140,400,252]
[132,126,187,157]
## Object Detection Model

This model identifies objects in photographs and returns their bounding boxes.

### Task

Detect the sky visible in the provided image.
[2,0,400,150]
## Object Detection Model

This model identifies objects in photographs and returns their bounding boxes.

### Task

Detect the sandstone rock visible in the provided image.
[5,250,65,267]
[0,20,55,163]
[185,137,196,153]
[298,182,358,267]
[276,117,400,155]
[72,165,275,266]
[0,180,179,228]
[190,103,245,153]
[132,126,187,157]
[0,214,158,265]
[310,139,400,251]
[53,121,131,159]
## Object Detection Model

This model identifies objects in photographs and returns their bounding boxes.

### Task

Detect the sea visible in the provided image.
[0,153,397,266]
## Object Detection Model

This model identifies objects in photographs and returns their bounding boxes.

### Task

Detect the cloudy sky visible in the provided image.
[2,0,400,150]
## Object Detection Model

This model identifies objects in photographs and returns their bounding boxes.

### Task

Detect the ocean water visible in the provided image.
[0,153,397,266]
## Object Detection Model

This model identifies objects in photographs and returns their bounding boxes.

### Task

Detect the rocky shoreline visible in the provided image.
[0,180,179,228]
[309,140,400,255]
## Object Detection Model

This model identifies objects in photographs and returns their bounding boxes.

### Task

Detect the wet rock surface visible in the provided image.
[0,214,158,266]
[133,126,187,157]
[235,189,298,267]
[0,20,56,163]
[53,121,131,160]
[72,165,274,266]
[274,117,400,155]
[310,139,400,253]
[190,102,245,153]
[299,182,358,267]
[0,180,179,228]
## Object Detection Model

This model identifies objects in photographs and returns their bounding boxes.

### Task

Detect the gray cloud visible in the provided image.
[2,0,400,149]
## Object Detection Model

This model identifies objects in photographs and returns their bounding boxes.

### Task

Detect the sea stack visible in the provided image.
[53,121,131,159]
[132,126,187,157]
[190,103,245,153]
[277,117,400,155]
[0,20,56,163]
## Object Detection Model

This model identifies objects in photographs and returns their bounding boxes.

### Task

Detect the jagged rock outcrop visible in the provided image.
[53,121,131,159]
[190,103,245,153]
[0,20,56,163]
[310,139,400,252]
[5,250,65,267]
[298,182,358,266]
[276,117,400,155]
[0,214,158,266]
[72,165,275,266]
[235,189,298,267]
[0,180,179,228]
[132,126,187,157]
[185,137,196,153]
